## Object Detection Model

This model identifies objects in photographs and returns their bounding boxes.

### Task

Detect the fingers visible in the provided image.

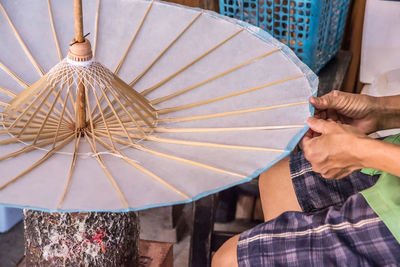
[306,117,335,134]
[300,132,312,149]
[318,167,353,180]
[310,90,345,110]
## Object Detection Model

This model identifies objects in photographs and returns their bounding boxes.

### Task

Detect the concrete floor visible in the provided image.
[0,221,24,267]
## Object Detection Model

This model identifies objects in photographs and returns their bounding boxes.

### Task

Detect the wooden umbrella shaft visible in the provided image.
[74,0,87,130]
[74,0,84,42]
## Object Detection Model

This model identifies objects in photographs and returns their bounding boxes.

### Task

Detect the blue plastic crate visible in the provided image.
[219,0,350,72]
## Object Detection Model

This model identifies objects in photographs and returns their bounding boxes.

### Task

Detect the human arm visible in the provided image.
[301,92,400,179]
[302,117,400,179]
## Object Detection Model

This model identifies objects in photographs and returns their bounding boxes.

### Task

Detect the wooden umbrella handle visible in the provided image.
[74,0,84,42]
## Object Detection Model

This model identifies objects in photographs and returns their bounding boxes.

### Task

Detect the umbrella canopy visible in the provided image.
[0,0,317,212]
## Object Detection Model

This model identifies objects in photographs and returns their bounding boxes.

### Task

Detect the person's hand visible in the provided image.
[301,117,370,179]
[310,90,379,134]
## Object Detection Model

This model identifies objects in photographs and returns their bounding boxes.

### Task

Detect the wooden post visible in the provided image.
[23,210,140,266]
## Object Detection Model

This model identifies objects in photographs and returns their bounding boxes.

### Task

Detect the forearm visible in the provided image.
[375,95,400,131]
[359,138,400,177]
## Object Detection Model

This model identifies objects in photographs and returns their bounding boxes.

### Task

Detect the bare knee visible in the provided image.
[212,234,240,267]
[259,156,290,184]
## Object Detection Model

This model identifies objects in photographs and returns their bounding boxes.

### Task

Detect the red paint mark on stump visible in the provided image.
[89,229,107,254]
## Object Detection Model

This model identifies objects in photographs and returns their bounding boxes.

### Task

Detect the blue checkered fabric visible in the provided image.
[237,151,400,266]
[290,151,380,213]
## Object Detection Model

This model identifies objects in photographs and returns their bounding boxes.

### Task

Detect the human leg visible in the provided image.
[259,156,301,222]
[214,151,382,266]
[211,234,240,267]
[236,193,400,266]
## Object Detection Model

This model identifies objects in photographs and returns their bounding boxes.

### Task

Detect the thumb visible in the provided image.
[310,90,342,110]
[307,117,334,134]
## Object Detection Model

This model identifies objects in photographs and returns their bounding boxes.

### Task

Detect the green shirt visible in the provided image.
[361,134,400,243]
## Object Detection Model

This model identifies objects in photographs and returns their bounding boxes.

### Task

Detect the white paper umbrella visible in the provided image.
[0,0,317,212]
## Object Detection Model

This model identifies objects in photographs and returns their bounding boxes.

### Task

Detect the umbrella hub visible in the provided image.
[68,38,93,63]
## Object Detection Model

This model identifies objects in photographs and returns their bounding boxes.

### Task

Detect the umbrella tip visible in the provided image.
[68,38,93,63]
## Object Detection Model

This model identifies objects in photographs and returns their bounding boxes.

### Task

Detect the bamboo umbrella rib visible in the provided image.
[0,129,71,146]
[8,85,52,130]
[129,12,203,87]
[4,128,69,136]
[96,118,149,131]
[0,86,16,98]
[0,101,9,107]
[90,84,118,150]
[25,102,69,125]
[118,152,190,199]
[114,0,154,75]
[102,91,138,147]
[2,118,63,127]
[94,131,246,178]
[95,129,284,152]
[97,85,137,145]
[46,0,62,61]
[111,86,153,127]
[92,99,137,125]
[85,85,102,150]
[84,134,129,208]
[152,125,304,133]
[5,73,72,123]
[89,74,154,126]
[141,28,244,96]
[104,87,146,136]
[90,132,190,199]
[52,88,71,148]
[11,117,61,128]
[82,74,102,117]
[92,125,304,133]
[113,76,156,114]
[0,3,44,76]
[113,95,154,126]
[151,48,282,106]
[89,93,104,118]
[0,60,29,88]
[0,67,72,123]
[86,79,118,151]
[67,87,76,117]
[158,101,308,123]
[0,131,72,162]
[0,134,74,191]
[146,136,284,152]
[136,144,246,178]
[32,85,65,144]
[94,129,143,142]
[93,0,101,57]
[57,133,80,209]
[157,74,303,115]
[49,72,75,122]
[2,121,64,130]
[12,107,66,125]
[16,86,55,137]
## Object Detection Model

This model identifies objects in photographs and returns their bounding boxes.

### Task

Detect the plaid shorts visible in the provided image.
[237,151,400,266]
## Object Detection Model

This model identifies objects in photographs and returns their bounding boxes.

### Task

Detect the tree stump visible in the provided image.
[23,210,139,266]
